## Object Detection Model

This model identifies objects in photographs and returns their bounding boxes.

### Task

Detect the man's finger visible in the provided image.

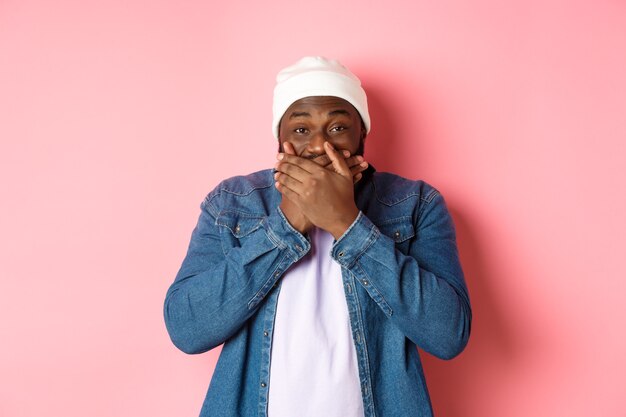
[323,154,362,169]
[276,141,312,183]
[274,171,305,195]
[314,154,332,167]
[282,141,297,156]
[274,179,301,202]
[277,153,326,174]
[324,141,351,177]
[350,161,368,176]
[275,161,311,183]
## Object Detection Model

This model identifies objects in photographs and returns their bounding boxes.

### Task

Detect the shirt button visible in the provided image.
[274,272,280,277]
[338,251,345,257]
[363,280,369,286]
[345,283,352,293]
[295,245,303,252]
[394,231,400,238]
[235,225,241,233]
[264,331,269,337]
[261,382,266,388]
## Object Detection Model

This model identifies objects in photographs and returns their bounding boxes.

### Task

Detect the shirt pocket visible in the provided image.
[216,210,265,252]
[377,216,415,255]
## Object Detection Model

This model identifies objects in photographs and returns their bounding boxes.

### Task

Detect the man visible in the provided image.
[164,56,472,417]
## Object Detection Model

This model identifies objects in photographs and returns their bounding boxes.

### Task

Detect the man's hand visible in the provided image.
[281,142,369,185]
[277,142,367,236]
[311,151,369,185]
[275,142,362,240]
[278,142,314,235]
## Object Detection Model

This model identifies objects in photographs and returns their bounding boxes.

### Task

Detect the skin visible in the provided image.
[274,96,369,239]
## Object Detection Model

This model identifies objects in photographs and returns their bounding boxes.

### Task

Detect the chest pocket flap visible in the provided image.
[377,216,415,243]
[216,210,264,238]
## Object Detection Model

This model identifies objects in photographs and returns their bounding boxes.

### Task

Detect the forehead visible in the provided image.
[284,96,359,117]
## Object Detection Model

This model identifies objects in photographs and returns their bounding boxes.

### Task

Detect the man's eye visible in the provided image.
[330,126,347,132]
[294,127,308,134]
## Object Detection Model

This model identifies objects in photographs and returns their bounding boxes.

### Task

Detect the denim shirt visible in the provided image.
[163,165,472,417]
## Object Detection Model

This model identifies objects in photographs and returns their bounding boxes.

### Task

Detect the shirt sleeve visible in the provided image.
[330,190,472,360]
[163,195,310,355]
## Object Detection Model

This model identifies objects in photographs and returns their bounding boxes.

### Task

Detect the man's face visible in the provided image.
[278,96,366,159]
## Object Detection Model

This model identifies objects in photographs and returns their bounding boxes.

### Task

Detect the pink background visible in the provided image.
[1,1,625,416]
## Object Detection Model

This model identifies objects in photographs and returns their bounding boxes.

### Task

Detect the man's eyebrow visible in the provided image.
[328,109,351,117]
[289,111,311,119]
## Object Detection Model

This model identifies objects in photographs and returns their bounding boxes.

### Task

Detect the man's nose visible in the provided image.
[306,130,328,155]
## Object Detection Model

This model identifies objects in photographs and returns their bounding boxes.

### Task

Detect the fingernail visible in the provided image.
[277,153,284,160]
[356,156,363,162]
[360,161,368,167]
[342,150,350,157]
[325,141,335,150]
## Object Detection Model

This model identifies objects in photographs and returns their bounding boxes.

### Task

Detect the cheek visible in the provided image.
[280,136,309,155]
[332,134,361,152]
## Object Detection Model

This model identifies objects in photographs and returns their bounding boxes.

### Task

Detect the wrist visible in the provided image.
[279,201,311,234]
[329,208,360,240]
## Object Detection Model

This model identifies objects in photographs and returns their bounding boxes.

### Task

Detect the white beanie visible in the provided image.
[272,56,370,139]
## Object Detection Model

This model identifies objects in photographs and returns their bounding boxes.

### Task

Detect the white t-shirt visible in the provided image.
[267,227,364,417]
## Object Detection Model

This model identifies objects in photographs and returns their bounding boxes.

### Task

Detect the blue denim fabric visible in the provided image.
[163,165,472,417]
